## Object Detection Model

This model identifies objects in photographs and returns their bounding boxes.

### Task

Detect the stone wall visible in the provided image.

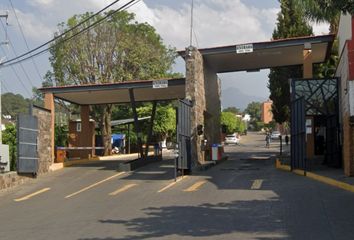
[32,106,53,175]
[204,61,221,144]
[0,172,34,191]
[185,47,206,167]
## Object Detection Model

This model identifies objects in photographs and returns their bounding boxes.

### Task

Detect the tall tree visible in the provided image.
[47,11,177,155]
[244,101,261,121]
[293,0,351,33]
[268,0,313,124]
[223,107,241,115]
[1,92,30,118]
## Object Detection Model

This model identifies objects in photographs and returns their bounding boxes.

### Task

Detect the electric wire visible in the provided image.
[0,19,35,89]
[0,45,32,96]
[8,0,43,82]
[0,0,124,66]
[0,0,140,68]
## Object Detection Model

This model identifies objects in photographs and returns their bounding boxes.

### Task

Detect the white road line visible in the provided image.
[14,188,51,202]
[109,183,137,196]
[65,172,125,199]
[183,180,207,192]
[157,176,188,193]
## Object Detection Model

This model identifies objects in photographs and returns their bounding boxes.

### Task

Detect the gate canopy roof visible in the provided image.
[179,35,334,73]
[39,78,185,105]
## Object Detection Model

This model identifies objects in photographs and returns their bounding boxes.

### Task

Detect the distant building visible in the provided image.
[261,100,273,124]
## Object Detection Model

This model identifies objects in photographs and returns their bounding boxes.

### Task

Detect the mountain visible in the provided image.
[221,87,265,110]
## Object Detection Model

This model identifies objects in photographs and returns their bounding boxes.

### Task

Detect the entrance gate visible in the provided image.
[291,97,306,170]
[177,99,192,171]
[17,114,39,175]
[291,78,340,170]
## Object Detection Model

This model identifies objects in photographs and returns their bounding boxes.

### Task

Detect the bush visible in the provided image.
[2,124,17,171]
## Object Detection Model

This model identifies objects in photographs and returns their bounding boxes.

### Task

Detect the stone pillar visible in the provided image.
[204,62,221,144]
[185,46,206,166]
[32,106,53,174]
[44,93,55,163]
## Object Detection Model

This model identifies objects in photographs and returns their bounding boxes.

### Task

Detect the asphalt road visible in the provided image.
[1,132,354,240]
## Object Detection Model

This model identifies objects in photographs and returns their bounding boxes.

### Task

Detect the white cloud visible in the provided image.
[10,9,55,42]
[129,0,279,49]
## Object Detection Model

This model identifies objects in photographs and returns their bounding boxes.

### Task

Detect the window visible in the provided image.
[76,122,82,132]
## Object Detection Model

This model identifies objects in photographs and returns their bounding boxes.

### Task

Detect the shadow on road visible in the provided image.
[78,198,287,240]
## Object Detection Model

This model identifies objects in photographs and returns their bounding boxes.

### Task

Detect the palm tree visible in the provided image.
[293,0,353,34]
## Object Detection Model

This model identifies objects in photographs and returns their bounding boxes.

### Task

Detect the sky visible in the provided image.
[0,0,329,102]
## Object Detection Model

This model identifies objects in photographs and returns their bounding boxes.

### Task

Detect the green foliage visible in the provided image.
[55,125,68,147]
[254,121,265,131]
[223,107,241,115]
[47,11,179,154]
[1,92,30,118]
[221,112,237,134]
[48,11,177,86]
[244,102,261,121]
[221,111,247,134]
[293,0,352,33]
[2,124,17,171]
[268,0,313,124]
[137,103,176,140]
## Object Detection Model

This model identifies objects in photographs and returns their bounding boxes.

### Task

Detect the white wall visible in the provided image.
[338,14,352,53]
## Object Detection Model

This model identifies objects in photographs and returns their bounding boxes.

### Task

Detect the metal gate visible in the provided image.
[291,97,306,170]
[325,114,341,167]
[177,99,192,170]
[17,114,39,174]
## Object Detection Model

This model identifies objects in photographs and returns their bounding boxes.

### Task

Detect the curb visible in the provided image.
[275,159,354,193]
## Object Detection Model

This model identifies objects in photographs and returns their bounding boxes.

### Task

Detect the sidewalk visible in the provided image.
[275,141,354,193]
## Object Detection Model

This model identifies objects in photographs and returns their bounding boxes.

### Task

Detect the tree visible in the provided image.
[244,102,261,121]
[1,92,30,118]
[137,103,176,143]
[293,0,353,33]
[2,124,16,171]
[268,0,313,124]
[47,11,177,155]
[221,112,237,134]
[223,107,241,115]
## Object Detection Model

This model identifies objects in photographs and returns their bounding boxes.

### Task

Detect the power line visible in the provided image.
[0,45,32,96]
[8,0,43,82]
[0,19,35,90]
[0,0,140,68]
[0,0,124,66]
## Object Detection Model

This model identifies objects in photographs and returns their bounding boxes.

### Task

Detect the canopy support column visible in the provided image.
[129,88,144,159]
[145,101,157,158]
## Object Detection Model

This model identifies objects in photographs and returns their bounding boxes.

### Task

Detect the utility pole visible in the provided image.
[0,11,8,144]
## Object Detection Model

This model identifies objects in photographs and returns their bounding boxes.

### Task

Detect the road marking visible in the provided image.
[14,188,51,202]
[183,180,207,192]
[251,179,263,190]
[65,172,125,199]
[157,176,188,193]
[109,183,137,196]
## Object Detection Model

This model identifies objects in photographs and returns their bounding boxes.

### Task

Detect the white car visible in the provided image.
[225,133,240,145]
[270,131,281,140]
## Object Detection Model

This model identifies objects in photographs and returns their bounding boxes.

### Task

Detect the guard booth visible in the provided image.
[291,78,341,170]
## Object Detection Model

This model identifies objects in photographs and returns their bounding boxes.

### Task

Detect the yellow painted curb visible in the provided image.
[306,172,354,193]
[275,160,354,193]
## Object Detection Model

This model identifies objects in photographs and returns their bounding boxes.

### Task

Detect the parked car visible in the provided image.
[270,131,281,140]
[225,133,240,145]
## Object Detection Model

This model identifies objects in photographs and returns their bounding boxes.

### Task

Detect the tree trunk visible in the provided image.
[101,105,112,156]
